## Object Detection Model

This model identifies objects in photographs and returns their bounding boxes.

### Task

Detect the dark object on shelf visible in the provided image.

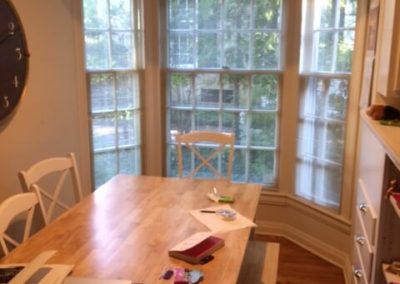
[383,106,400,120]
[367,105,400,120]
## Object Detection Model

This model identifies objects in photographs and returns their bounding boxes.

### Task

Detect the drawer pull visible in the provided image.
[353,269,363,279]
[358,203,368,214]
[355,236,365,246]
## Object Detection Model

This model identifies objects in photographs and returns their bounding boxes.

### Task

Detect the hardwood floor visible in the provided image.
[256,235,345,284]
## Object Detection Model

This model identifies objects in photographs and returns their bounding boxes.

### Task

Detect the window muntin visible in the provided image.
[296,0,356,210]
[83,0,142,188]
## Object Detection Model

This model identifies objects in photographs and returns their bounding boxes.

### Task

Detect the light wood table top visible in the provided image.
[1,175,262,284]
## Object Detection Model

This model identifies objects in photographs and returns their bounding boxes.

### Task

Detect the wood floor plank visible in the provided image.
[255,235,345,284]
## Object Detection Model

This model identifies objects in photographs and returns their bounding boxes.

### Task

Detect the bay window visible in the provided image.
[81,0,361,216]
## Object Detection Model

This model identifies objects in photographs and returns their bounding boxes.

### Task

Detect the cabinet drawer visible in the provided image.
[357,180,377,244]
[354,211,373,280]
[353,245,368,284]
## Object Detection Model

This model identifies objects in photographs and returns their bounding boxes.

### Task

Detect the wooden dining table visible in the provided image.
[0,175,262,283]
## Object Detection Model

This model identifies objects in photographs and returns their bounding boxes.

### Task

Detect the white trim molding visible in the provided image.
[256,192,353,284]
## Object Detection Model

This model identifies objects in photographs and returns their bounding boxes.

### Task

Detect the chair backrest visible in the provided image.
[18,152,83,225]
[0,193,38,256]
[175,131,235,180]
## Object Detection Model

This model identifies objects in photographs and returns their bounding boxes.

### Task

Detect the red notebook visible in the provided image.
[169,235,224,264]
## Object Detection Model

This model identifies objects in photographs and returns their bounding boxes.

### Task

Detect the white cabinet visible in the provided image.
[375,0,400,97]
[352,119,386,284]
[353,113,400,283]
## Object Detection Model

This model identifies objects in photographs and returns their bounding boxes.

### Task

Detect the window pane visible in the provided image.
[296,158,342,208]
[223,32,250,69]
[167,145,178,177]
[249,150,275,184]
[253,32,280,69]
[119,147,141,175]
[315,0,356,29]
[254,0,282,29]
[198,0,221,29]
[224,0,251,29]
[315,31,334,72]
[169,73,192,106]
[109,0,132,29]
[232,148,246,182]
[85,31,109,69]
[92,115,116,149]
[195,74,220,107]
[168,109,192,138]
[118,110,139,146]
[116,72,139,110]
[111,32,133,68]
[83,0,109,29]
[169,32,194,68]
[315,0,336,28]
[195,110,219,131]
[336,31,355,72]
[251,75,278,110]
[90,73,114,113]
[168,0,195,29]
[198,32,220,68]
[94,151,117,188]
[222,74,249,108]
[222,111,247,146]
[250,112,276,147]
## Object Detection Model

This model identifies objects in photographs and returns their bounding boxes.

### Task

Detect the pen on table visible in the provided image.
[200,210,216,213]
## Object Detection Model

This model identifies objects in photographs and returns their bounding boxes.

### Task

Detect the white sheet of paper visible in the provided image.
[190,205,256,233]
[170,231,213,251]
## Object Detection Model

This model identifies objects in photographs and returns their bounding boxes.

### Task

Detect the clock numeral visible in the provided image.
[2,96,10,109]
[16,48,22,61]
[12,75,19,88]
[8,22,15,35]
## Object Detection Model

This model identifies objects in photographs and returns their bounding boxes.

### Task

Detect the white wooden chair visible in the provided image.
[175,131,235,180]
[18,152,83,225]
[0,193,38,256]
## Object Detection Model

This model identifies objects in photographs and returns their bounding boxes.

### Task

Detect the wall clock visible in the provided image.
[0,0,29,125]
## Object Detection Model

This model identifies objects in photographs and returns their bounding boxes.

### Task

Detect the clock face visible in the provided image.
[0,0,29,123]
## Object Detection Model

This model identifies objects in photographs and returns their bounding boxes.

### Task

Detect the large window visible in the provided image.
[296,0,357,210]
[83,0,142,188]
[166,0,282,185]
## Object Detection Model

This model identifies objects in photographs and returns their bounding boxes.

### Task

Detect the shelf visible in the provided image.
[361,111,400,170]
[389,195,400,218]
[383,264,400,283]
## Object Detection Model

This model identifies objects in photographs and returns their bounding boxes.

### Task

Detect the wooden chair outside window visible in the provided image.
[0,193,38,256]
[18,152,83,225]
[175,131,235,181]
